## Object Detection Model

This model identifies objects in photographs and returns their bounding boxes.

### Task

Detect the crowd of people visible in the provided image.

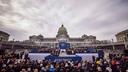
[0,49,128,72]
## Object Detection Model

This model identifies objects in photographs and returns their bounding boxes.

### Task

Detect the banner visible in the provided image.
[76,53,98,62]
[31,48,38,53]
[28,53,50,60]
[59,42,70,49]
[45,55,82,62]
[98,50,104,58]
[86,48,97,53]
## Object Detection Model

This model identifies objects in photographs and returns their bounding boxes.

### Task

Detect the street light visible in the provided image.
[124,35,127,49]
[11,39,15,50]
[112,39,115,50]
[39,41,41,49]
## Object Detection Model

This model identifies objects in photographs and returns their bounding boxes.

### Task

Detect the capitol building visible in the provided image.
[0,24,127,57]
[0,24,127,50]
[29,25,102,48]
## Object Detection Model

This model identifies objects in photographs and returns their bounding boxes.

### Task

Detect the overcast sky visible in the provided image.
[0,0,128,41]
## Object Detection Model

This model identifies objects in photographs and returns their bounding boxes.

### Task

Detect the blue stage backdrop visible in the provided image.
[98,50,104,58]
[59,42,70,49]
[31,48,38,53]
[86,48,97,53]
[45,55,82,62]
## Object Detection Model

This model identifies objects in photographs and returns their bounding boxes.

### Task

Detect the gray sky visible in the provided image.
[0,0,128,41]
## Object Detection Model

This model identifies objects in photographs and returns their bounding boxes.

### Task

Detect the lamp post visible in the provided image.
[11,39,15,50]
[124,36,127,49]
[112,39,115,50]
[39,41,41,49]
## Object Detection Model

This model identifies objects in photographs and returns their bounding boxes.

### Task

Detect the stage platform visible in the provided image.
[28,53,98,62]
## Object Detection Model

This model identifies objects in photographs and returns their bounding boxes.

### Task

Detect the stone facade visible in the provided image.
[116,29,128,42]
[29,25,97,48]
[0,31,10,42]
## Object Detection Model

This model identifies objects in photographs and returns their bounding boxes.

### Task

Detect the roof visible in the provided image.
[69,38,84,42]
[116,29,128,36]
[0,31,10,36]
[43,38,56,41]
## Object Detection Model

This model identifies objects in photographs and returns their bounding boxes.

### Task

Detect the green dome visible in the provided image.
[58,25,67,34]
[56,25,69,37]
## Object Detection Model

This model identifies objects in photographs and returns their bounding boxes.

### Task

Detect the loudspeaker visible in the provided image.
[123,49,128,56]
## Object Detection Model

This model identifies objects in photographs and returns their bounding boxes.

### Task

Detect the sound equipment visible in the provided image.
[123,49,128,56]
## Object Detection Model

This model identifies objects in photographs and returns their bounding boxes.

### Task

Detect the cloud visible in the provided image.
[0,0,128,41]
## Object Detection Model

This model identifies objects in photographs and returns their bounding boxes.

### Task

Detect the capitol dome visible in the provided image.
[56,25,69,38]
[58,25,67,34]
